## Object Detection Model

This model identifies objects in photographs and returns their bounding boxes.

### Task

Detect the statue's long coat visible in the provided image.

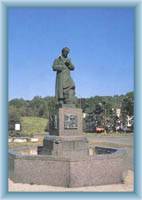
[52,56,75,100]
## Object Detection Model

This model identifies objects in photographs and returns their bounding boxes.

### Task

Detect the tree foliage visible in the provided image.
[9,92,134,121]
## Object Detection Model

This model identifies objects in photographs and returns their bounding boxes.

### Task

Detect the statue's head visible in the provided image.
[61,47,70,58]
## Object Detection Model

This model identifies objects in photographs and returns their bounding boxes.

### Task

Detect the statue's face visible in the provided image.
[62,50,69,58]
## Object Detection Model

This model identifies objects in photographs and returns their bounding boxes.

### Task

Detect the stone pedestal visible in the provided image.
[49,107,83,136]
[9,148,128,187]
[9,105,128,187]
[38,135,89,158]
[38,107,89,158]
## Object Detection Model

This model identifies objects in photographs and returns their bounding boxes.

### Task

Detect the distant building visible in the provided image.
[83,112,86,119]
[116,108,121,118]
[127,115,134,128]
[15,123,21,131]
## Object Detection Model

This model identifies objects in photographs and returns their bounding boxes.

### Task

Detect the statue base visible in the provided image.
[37,135,89,158]
[48,107,83,136]
[38,106,89,158]
[9,106,128,187]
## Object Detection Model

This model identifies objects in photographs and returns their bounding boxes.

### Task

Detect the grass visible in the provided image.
[20,116,47,136]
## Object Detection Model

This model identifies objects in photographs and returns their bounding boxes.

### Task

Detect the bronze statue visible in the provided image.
[52,47,76,106]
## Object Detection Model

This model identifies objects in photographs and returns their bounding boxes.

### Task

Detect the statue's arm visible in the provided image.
[66,60,75,70]
[52,59,64,72]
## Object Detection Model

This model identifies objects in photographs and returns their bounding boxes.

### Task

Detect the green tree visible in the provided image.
[9,106,21,136]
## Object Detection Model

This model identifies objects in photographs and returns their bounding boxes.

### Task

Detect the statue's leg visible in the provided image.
[63,87,76,104]
[63,89,69,104]
[68,88,76,104]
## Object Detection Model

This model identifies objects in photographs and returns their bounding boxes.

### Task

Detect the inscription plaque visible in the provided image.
[64,114,78,129]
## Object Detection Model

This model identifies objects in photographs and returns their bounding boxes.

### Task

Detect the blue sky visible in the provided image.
[8,7,134,100]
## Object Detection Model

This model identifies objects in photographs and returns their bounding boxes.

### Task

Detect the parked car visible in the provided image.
[95,127,105,133]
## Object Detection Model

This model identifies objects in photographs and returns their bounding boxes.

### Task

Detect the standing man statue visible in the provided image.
[52,47,76,106]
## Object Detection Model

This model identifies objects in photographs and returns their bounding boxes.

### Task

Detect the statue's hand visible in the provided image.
[65,59,70,66]
[56,65,64,72]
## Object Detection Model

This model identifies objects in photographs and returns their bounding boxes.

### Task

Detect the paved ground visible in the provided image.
[9,134,134,192]
[87,134,133,146]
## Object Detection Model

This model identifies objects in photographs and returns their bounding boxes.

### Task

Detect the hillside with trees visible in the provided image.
[9,91,134,135]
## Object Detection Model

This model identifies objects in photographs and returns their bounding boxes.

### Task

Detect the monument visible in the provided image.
[38,47,89,158]
[9,47,128,188]
[52,47,76,106]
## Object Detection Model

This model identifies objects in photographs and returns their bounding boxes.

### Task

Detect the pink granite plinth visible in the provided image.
[38,107,89,157]
[9,148,127,187]
[49,107,83,136]
[38,135,89,158]
[9,106,128,187]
